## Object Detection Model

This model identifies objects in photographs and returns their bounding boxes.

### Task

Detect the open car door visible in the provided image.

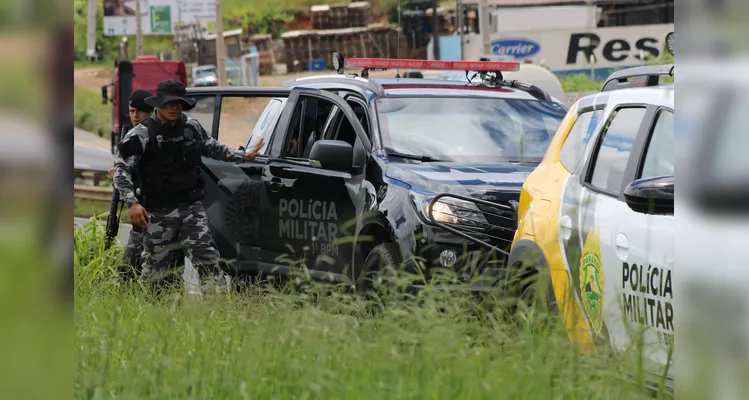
[184,87,372,283]
[184,87,292,276]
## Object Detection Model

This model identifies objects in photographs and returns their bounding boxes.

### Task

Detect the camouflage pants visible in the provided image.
[141,201,225,290]
[119,225,145,275]
[118,225,184,280]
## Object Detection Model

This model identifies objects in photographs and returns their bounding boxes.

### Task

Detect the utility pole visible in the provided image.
[86,0,97,60]
[215,0,228,86]
[478,0,490,56]
[135,0,143,56]
[457,0,464,60]
[432,0,440,60]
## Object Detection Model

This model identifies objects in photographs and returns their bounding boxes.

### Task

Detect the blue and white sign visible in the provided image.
[490,38,542,59]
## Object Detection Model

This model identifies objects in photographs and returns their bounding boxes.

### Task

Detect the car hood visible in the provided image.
[385,160,534,201]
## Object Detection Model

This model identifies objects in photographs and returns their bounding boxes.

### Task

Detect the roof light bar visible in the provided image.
[344,58,521,72]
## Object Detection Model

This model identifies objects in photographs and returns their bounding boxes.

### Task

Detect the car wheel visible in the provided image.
[515,274,557,334]
[357,242,401,296]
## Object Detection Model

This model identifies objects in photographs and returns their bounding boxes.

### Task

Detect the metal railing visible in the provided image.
[74,167,113,200]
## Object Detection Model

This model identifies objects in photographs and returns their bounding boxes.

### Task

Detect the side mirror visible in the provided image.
[309,140,354,173]
[623,176,674,215]
[101,86,108,105]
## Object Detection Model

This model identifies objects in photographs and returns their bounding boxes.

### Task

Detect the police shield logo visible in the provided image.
[226,180,263,244]
[580,227,604,336]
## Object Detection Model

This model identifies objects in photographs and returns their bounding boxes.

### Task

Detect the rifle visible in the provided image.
[104,185,122,250]
[105,123,130,250]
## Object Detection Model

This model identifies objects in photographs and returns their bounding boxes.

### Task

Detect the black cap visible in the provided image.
[128,89,154,112]
[144,79,196,111]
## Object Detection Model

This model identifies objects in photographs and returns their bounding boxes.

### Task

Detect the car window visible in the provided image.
[376,97,567,162]
[588,107,647,194]
[559,109,603,172]
[347,99,370,137]
[283,96,340,160]
[246,98,286,154]
[640,109,674,179]
[183,95,217,137]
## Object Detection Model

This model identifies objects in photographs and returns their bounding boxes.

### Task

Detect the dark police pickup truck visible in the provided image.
[183,57,568,292]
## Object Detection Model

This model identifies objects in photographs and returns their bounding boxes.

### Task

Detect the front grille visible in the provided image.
[477,201,517,248]
[428,193,519,256]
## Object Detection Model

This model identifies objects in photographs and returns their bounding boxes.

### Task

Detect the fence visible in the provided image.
[281,24,406,73]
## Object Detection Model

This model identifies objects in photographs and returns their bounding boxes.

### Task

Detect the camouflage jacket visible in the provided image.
[113,114,245,208]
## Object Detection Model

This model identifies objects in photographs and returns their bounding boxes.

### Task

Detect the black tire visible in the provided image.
[515,274,558,333]
[357,242,400,295]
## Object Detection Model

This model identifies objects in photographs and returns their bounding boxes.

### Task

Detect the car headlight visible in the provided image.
[410,191,489,229]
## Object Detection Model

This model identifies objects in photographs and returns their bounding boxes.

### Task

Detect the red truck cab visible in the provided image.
[101,56,187,154]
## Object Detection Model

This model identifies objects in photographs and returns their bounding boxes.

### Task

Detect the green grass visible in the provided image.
[74,85,111,138]
[74,198,130,224]
[74,222,672,399]
[559,74,604,93]
[0,60,45,119]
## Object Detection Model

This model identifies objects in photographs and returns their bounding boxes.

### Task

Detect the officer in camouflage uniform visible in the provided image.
[113,79,264,292]
[108,89,178,279]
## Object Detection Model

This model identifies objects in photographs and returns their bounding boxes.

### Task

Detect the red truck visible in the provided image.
[101,56,188,154]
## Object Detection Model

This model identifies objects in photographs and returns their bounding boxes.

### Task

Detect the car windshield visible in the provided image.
[196,67,217,78]
[376,96,567,162]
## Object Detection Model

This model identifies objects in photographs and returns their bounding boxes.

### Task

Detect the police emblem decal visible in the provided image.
[580,227,604,336]
[225,180,264,246]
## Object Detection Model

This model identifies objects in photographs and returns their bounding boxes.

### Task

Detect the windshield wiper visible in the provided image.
[386,152,443,162]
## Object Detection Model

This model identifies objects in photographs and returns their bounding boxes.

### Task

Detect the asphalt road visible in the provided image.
[74,128,113,171]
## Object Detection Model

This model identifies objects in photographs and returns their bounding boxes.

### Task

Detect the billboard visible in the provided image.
[103,0,216,36]
[483,24,675,80]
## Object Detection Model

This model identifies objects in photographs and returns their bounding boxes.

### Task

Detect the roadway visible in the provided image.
[74,128,112,171]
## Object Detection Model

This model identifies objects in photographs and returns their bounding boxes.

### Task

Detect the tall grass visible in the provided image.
[75,220,664,399]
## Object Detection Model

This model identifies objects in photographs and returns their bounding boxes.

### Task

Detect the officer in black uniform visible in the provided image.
[113,80,264,293]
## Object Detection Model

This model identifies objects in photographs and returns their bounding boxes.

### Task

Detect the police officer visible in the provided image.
[113,79,264,293]
[108,89,187,280]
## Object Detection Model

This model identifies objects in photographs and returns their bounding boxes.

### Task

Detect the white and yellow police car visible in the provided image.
[507,36,675,393]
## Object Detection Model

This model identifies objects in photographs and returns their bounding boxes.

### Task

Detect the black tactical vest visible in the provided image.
[136,115,205,209]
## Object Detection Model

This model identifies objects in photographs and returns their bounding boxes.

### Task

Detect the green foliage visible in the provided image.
[381,0,401,23]
[74,85,111,137]
[559,74,603,93]
[0,59,44,119]
[647,51,674,66]
[226,7,296,37]
[646,51,674,84]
